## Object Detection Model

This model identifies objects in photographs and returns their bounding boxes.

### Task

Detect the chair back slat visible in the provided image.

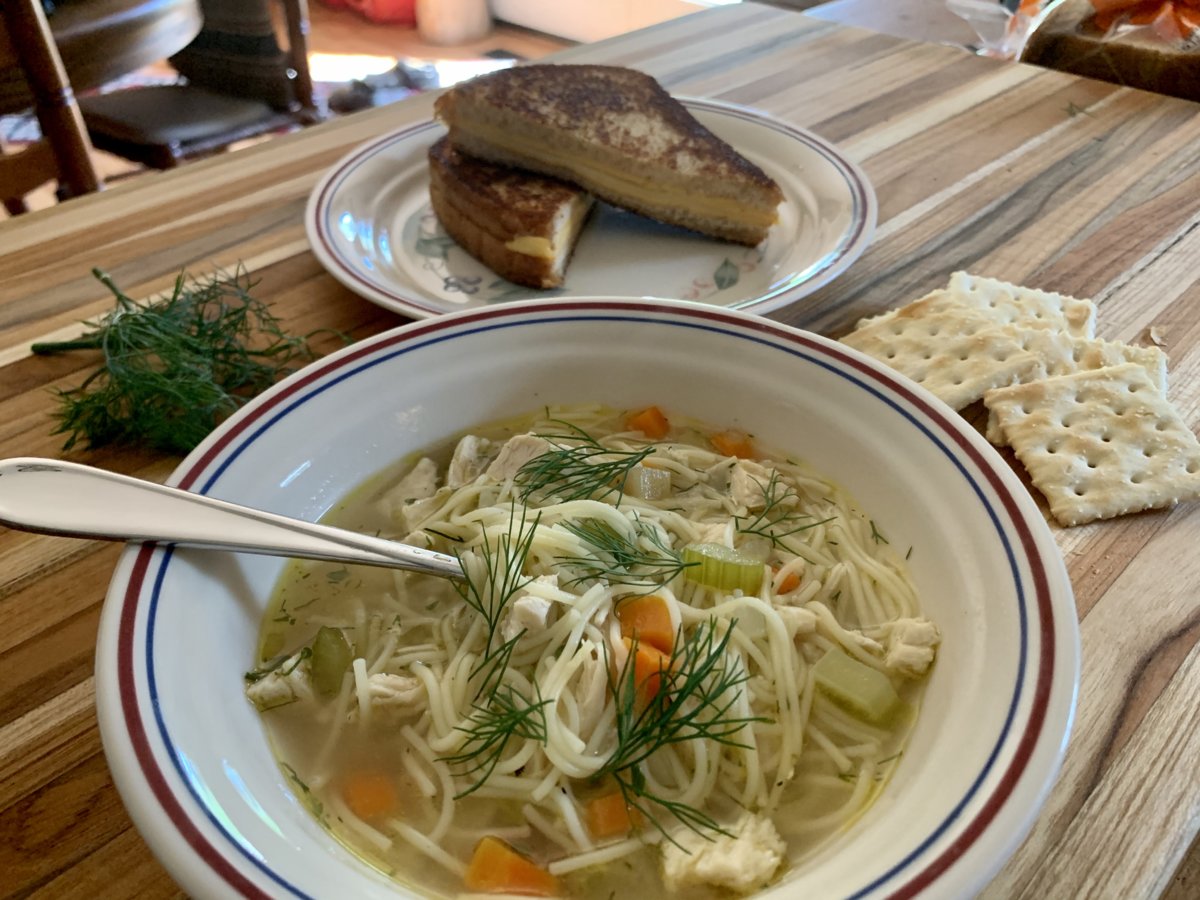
[170,0,317,116]
[79,0,320,170]
[0,0,101,208]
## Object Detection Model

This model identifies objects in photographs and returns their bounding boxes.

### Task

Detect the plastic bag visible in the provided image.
[945,0,1020,56]
[1087,1,1200,43]
[1018,0,1200,100]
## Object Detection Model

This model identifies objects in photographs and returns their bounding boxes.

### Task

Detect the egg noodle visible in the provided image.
[247,405,938,897]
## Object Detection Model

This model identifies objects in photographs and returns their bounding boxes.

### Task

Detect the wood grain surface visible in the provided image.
[2,4,1198,897]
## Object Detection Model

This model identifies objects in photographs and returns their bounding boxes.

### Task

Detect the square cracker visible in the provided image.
[983,333,1170,442]
[984,364,1200,526]
[857,273,1097,339]
[841,305,1045,410]
[944,272,1097,339]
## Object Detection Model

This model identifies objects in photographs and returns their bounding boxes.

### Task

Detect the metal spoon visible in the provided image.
[0,457,463,580]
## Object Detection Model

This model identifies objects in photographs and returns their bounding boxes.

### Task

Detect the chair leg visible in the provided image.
[281,0,321,122]
[6,0,102,198]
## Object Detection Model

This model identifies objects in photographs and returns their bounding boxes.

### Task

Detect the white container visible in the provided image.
[493,0,709,43]
[416,0,492,44]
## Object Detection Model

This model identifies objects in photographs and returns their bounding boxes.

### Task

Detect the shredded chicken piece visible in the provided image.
[500,574,559,642]
[395,487,451,534]
[661,812,785,894]
[348,672,426,724]
[378,457,441,529]
[704,456,736,491]
[729,460,774,510]
[245,652,313,711]
[446,434,494,488]
[392,457,439,501]
[883,617,941,677]
[486,433,551,481]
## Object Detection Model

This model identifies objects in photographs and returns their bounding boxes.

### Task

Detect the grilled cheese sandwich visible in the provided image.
[427,136,594,289]
[434,64,784,247]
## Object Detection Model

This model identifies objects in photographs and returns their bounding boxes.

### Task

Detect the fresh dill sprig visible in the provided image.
[556,517,696,588]
[452,505,540,698]
[443,683,550,798]
[440,508,551,796]
[613,767,727,839]
[473,632,522,700]
[600,618,767,840]
[31,266,326,454]
[516,421,653,505]
[244,646,310,684]
[869,519,889,545]
[735,470,836,549]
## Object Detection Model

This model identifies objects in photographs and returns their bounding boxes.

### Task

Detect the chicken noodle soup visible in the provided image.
[246,406,940,897]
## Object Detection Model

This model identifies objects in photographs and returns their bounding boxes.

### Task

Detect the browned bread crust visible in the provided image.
[1022,0,1200,102]
[435,64,784,246]
[427,137,591,289]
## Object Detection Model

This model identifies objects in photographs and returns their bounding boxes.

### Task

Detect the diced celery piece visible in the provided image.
[682,543,764,593]
[311,626,352,696]
[813,647,900,723]
[624,465,672,500]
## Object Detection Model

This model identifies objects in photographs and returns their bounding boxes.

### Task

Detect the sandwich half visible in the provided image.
[434,64,784,247]
[427,136,594,289]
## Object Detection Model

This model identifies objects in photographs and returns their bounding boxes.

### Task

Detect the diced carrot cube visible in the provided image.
[585,790,643,839]
[711,429,756,459]
[620,636,673,703]
[341,773,399,821]
[616,594,675,654]
[625,406,671,440]
[464,836,560,896]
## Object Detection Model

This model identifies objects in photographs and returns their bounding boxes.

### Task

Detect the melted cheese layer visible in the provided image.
[468,122,776,227]
[504,195,592,260]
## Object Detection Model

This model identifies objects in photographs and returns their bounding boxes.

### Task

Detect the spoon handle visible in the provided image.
[0,457,462,579]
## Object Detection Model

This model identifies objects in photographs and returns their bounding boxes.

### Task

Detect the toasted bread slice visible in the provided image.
[434,64,784,246]
[427,137,594,289]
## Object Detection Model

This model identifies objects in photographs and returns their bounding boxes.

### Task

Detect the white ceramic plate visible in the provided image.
[305,100,876,318]
[95,299,1078,900]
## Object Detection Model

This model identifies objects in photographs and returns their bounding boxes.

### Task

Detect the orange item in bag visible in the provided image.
[318,0,416,26]
[1021,0,1200,103]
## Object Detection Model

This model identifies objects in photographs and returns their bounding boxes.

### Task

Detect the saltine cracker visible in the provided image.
[983,364,1200,526]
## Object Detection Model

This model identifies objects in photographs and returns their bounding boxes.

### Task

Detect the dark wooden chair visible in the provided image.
[0,0,102,214]
[79,0,322,170]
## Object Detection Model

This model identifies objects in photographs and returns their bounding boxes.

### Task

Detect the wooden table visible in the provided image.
[1,3,1198,897]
